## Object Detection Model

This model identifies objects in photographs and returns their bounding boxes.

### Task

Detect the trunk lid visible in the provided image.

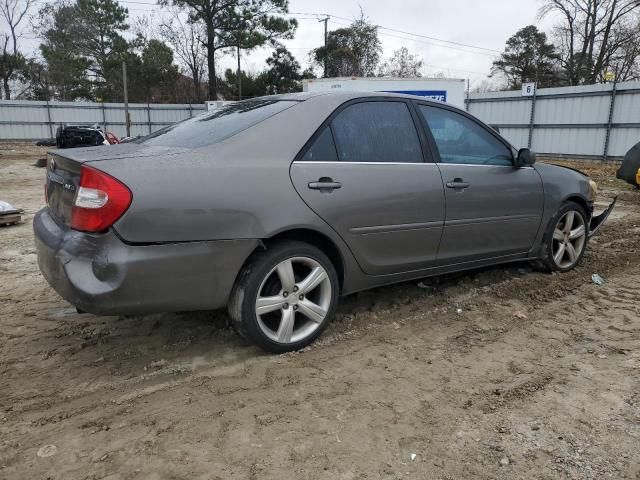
[45,144,187,225]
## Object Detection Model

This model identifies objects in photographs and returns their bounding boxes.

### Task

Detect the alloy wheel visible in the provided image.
[255,256,332,344]
[552,210,587,269]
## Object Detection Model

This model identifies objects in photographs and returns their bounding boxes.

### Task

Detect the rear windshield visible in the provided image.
[138,99,298,148]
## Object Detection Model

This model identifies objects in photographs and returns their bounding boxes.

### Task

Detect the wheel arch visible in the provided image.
[231,227,346,294]
[263,228,345,291]
[562,194,591,218]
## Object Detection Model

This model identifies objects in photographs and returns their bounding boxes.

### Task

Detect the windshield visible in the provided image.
[137,99,298,148]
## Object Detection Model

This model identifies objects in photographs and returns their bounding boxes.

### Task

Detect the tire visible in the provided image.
[536,201,589,272]
[228,241,339,353]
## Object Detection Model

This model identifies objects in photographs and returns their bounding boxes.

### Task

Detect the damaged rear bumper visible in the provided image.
[589,196,617,237]
[33,208,258,315]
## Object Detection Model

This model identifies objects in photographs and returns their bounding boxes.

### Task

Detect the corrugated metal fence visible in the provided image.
[467,81,640,159]
[0,100,206,141]
[2,85,639,159]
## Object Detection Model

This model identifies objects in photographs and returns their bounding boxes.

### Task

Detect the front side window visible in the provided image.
[329,101,423,163]
[419,105,513,166]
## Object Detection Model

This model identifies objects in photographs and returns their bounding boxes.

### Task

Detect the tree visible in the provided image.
[491,25,561,89]
[136,39,180,101]
[0,0,34,99]
[36,0,132,100]
[310,14,381,77]
[540,0,640,84]
[378,46,423,77]
[73,0,131,98]
[160,0,297,100]
[471,79,501,93]
[36,2,92,100]
[262,46,303,94]
[218,68,266,99]
[611,14,640,80]
[159,7,208,101]
[14,58,49,99]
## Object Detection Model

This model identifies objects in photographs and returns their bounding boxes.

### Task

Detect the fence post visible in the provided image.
[527,87,537,149]
[188,103,193,118]
[45,99,54,139]
[465,79,470,112]
[147,102,152,134]
[101,102,107,133]
[603,79,617,161]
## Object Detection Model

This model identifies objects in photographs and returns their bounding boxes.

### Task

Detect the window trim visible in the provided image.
[294,97,433,164]
[412,100,516,167]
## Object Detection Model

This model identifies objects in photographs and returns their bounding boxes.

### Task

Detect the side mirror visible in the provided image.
[516,148,536,168]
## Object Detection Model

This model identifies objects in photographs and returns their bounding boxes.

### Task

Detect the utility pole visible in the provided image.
[237,45,242,101]
[122,61,130,137]
[319,16,329,77]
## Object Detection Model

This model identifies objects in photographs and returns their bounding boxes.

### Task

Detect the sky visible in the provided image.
[227,0,559,88]
[13,0,561,89]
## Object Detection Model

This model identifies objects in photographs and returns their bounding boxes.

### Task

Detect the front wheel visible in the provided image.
[228,241,339,353]
[537,201,589,272]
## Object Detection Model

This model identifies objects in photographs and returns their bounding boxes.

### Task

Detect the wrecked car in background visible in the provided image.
[617,141,640,188]
[56,125,120,149]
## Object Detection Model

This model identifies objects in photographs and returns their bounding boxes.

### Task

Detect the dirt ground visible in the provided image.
[1,142,639,480]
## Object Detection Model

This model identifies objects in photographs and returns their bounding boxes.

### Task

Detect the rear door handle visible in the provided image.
[446,178,470,189]
[308,177,342,191]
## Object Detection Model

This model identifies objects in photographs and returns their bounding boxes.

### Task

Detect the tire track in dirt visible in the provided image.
[3,153,640,479]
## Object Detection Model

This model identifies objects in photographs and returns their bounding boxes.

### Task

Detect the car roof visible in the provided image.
[248,90,454,107]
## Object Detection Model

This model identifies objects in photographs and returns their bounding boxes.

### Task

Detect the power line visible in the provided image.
[316,17,498,58]
[288,11,501,55]
[112,5,501,56]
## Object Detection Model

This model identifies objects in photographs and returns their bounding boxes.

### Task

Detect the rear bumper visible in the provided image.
[33,208,258,315]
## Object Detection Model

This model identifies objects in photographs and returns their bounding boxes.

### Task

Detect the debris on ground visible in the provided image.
[591,273,605,285]
[513,311,528,319]
[0,200,23,226]
[149,359,169,369]
[33,158,47,168]
[36,445,57,458]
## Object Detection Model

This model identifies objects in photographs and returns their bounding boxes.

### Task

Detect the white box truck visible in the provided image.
[302,77,466,108]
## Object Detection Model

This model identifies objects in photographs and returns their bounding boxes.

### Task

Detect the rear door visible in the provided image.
[416,103,544,264]
[290,98,446,275]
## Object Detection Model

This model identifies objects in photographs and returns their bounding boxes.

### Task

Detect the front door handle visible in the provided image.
[308,177,342,192]
[446,178,470,190]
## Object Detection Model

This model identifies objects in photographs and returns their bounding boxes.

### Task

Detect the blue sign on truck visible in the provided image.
[383,90,447,102]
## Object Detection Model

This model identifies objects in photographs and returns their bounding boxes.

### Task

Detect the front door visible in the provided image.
[290,99,446,275]
[417,103,544,264]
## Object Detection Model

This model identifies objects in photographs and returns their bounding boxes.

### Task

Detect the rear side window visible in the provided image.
[302,127,338,161]
[330,101,423,163]
[419,105,513,166]
[139,99,297,148]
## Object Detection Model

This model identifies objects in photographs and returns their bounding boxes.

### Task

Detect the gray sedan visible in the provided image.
[34,92,615,352]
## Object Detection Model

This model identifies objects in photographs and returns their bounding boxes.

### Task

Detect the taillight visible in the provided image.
[70,165,132,232]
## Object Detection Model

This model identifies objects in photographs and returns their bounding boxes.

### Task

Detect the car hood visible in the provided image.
[546,163,589,178]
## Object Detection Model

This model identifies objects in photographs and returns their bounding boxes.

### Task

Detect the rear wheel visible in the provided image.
[537,201,588,272]
[228,241,339,353]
